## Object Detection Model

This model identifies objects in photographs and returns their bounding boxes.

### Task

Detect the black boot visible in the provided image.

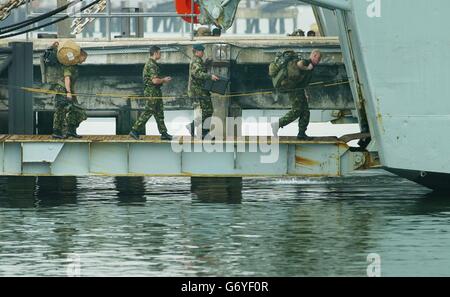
[66,127,82,139]
[161,132,173,141]
[52,130,66,139]
[129,130,140,140]
[297,131,312,140]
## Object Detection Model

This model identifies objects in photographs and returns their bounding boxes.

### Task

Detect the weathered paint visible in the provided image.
[0,135,372,177]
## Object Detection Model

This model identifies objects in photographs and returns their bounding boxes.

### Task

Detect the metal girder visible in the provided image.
[0,135,370,177]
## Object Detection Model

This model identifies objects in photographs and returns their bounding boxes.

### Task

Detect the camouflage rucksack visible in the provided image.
[40,45,63,84]
[268,50,298,89]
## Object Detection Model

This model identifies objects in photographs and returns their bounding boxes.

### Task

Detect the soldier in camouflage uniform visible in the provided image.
[187,44,220,139]
[129,46,172,141]
[51,46,88,139]
[272,49,322,140]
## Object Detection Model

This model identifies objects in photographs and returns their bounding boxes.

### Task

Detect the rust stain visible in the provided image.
[295,156,320,167]
[0,135,344,145]
[375,97,385,133]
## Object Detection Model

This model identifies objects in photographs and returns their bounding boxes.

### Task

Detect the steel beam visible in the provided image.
[0,135,370,177]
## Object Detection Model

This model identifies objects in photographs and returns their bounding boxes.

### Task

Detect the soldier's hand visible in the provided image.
[164,77,172,83]
[66,92,73,100]
[307,63,314,71]
[212,75,220,81]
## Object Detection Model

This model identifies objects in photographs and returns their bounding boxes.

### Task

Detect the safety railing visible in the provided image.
[22,0,198,41]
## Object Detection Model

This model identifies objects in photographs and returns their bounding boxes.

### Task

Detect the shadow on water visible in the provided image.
[0,176,78,208]
[0,177,37,208]
[35,177,78,207]
[115,176,147,205]
[191,177,242,204]
[411,191,450,215]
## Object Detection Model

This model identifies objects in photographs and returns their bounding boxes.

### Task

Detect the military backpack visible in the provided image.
[40,46,63,84]
[268,50,299,89]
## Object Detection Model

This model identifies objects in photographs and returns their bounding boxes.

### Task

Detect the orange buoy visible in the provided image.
[174,0,200,24]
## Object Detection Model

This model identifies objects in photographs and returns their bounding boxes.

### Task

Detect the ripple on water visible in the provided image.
[1,170,450,276]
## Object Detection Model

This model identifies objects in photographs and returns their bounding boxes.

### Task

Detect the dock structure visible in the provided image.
[0,135,374,177]
[0,37,375,178]
[0,37,355,135]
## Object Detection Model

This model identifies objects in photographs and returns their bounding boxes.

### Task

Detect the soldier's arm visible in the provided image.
[64,76,73,99]
[191,62,212,80]
[63,67,73,98]
[144,64,170,85]
[152,77,171,85]
[297,60,313,71]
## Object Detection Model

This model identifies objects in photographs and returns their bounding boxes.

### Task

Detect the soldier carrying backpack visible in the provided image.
[40,41,88,139]
[269,49,322,140]
[268,50,299,90]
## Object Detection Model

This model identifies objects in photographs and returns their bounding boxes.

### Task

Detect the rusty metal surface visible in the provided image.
[0,135,343,145]
[0,134,375,178]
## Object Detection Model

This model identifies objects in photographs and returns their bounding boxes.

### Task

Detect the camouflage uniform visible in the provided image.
[52,65,87,134]
[278,59,315,133]
[188,56,213,129]
[131,58,168,134]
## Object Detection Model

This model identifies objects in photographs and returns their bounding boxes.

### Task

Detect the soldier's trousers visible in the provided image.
[132,96,168,134]
[278,90,310,132]
[192,96,213,130]
[52,85,87,133]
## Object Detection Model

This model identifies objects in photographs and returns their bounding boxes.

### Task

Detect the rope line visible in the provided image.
[9,79,350,101]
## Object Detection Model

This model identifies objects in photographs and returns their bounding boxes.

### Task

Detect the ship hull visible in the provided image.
[386,168,450,192]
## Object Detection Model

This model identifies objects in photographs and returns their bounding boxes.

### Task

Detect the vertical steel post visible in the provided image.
[190,0,194,41]
[106,0,112,41]
[25,0,30,41]
[8,42,34,135]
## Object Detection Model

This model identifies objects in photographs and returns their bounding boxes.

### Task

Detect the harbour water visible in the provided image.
[1,170,449,277]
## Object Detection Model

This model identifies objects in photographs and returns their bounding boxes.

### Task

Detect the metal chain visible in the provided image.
[70,0,106,35]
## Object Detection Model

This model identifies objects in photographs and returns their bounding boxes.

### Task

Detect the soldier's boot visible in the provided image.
[66,126,82,139]
[129,130,140,140]
[186,121,195,137]
[161,132,173,141]
[271,122,279,137]
[297,131,312,141]
[52,130,66,139]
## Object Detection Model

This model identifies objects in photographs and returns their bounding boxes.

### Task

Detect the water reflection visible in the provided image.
[115,177,146,205]
[191,177,242,204]
[35,177,78,208]
[0,177,79,208]
[411,191,450,215]
[1,172,450,276]
[0,177,36,208]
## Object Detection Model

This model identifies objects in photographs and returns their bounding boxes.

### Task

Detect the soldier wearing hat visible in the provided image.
[51,45,88,139]
[187,44,220,139]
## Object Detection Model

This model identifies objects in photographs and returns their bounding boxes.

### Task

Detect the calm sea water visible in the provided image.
[1,170,449,277]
